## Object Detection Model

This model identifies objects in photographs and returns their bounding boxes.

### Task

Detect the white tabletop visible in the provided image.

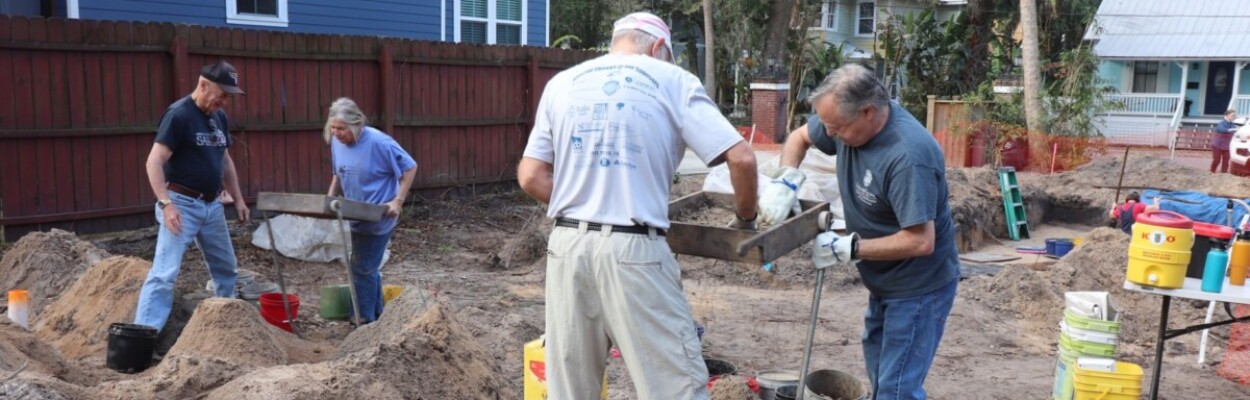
[1123,277,1250,305]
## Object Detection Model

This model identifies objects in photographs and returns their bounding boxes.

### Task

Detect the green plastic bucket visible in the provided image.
[319,285,352,320]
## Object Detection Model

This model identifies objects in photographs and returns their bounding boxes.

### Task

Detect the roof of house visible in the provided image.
[1087,0,1250,60]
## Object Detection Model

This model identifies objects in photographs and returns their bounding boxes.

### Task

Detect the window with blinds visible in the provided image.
[810,1,837,30]
[237,0,277,16]
[227,0,287,27]
[459,0,524,45]
[857,1,875,36]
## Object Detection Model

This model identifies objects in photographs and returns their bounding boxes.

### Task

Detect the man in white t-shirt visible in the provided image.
[518,11,758,400]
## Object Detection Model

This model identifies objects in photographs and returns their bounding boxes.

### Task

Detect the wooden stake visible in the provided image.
[1114,146,1131,204]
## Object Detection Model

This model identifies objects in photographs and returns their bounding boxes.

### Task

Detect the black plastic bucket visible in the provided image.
[705,358,738,377]
[775,384,798,400]
[106,323,158,373]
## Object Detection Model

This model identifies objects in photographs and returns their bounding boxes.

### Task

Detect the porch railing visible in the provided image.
[1104,93,1181,115]
[1235,96,1250,115]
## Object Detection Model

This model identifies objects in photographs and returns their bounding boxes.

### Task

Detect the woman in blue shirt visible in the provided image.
[324,97,417,324]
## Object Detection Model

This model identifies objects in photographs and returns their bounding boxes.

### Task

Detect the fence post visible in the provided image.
[379,42,395,133]
[926,95,937,132]
[169,33,189,99]
[527,55,539,129]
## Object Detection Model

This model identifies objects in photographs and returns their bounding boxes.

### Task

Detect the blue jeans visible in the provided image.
[350,230,391,323]
[863,279,957,400]
[135,192,237,331]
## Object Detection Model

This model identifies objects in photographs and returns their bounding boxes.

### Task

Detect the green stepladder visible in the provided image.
[997,167,1030,241]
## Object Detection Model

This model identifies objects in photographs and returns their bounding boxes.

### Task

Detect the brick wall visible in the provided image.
[751,83,790,144]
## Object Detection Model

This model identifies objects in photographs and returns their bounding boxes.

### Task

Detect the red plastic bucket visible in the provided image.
[258,293,300,332]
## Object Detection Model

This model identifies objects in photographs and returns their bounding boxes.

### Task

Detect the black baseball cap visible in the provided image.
[201,60,245,95]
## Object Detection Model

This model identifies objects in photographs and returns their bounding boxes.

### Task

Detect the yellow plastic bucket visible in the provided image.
[1073,361,1142,400]
[524,337,607,400]
[382,285,403,304]
[1126,210,1194,288]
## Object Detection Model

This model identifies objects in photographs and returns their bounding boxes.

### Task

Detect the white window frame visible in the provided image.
[855,1,875,37]
[809,1,838,32]
[455,0,529,45]
[226,0,289,28]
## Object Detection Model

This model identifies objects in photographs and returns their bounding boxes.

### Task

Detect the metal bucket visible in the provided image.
[803,369,866,400]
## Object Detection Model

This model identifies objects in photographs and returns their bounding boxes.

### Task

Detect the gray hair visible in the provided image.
[323,97,367,144]
[807,64,890,120]
[612,27,673,62]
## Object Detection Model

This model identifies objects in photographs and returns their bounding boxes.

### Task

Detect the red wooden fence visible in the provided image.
[0,15,597,242]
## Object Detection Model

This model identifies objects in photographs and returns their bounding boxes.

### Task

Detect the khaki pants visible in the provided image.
[544,223,709,400]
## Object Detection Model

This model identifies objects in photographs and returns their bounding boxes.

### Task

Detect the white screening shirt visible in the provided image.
[523,54,743,229]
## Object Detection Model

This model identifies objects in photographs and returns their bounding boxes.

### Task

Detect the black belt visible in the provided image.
[167,182,218,202]
[555,218,665,236]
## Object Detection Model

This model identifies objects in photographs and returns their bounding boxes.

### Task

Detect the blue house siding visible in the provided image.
[83,0,224,26]
[527,0,545,46]
[76,0,456,42]
[289,0,439,40]
[444,0,454,41]
[0,0,44,17]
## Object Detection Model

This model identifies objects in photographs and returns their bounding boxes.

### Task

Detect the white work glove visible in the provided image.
[758,167,806,226]
[727,213,758,230]
[812,231,860,269]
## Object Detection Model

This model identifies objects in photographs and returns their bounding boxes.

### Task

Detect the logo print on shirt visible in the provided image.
[855,169,878,206]
[603,80,620,96]
[616,102,625,111]
[571,136,583,151]
[593,103,608,121]
[196,119,228,147]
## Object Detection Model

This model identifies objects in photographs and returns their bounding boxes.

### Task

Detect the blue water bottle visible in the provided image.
[1203,238,1230,293]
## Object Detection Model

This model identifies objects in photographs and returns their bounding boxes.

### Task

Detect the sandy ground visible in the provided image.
[3,154,1250,399]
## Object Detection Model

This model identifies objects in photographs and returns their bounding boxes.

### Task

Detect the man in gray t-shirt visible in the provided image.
[761,64,958,400]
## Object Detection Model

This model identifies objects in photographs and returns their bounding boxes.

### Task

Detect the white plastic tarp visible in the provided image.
[251,214,389,267]
[701,148,846,230]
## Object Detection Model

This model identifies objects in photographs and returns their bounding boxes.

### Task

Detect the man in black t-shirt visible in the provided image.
[134,60,249,332]
[763,65,958,400]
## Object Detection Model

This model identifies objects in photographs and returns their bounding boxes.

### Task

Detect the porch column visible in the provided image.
[1227,61,1248,112]
[1170,61,1189,159]
[1172,61,1189,127]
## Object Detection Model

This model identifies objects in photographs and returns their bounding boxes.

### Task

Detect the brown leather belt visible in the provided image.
[167,182,218,202]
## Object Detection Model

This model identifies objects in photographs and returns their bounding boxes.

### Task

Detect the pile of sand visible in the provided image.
[97,355,245,400]
[709,375,755,400]
[0,229,111,314]
[33,256,151,361]
[962,227,1211,357]
[339,291,500,398]
[1039,154,1250,202]
[0,320,73,383]
[209,292,500,399]
[166,298,301,368]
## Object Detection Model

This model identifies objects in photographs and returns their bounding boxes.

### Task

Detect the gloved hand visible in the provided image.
[812,231,860,269]
[758,167,806,226]
[727,213,757,230]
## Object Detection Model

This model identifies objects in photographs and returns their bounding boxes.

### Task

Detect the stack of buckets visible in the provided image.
[1054,292,1141,400]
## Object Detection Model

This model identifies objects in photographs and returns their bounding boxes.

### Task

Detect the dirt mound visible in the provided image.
[166,298,299,368]
[946,167,1007,252]
[500,210,552,269]
[32,256,151,361]
[0,373,87,400]
[962,227,1210,357]
[0,319,76,384]
[1043,154,1250,200]
[97,355,246,400]
[333,291,500,399]
[335,289,433,356]
[204,362,402,400]
[0,229,111,314]
[709,375,755,400]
